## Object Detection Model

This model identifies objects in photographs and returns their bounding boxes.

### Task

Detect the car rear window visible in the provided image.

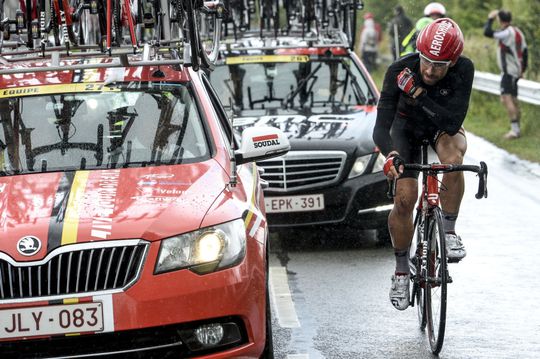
[0,82,210,174]
[210,55,377,113]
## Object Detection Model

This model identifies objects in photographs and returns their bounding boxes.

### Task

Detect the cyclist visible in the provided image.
[372,18,475,310]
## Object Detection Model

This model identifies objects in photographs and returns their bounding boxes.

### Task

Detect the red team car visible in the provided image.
[0,59,287,358]
[0,2,288,358]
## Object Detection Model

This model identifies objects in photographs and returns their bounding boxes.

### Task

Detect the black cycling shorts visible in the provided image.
[500,74,519,97]
[391,126,466,179]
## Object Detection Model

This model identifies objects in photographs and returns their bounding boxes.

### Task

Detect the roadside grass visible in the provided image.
[466,91,540,163]
[368,65,540,164]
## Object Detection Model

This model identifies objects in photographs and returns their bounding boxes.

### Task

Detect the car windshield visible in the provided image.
[210,54,377,114]
[0,83,210,175]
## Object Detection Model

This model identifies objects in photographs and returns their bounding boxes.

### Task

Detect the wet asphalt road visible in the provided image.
[267,134,540,358]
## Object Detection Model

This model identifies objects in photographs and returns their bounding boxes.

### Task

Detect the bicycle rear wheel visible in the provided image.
[424,207,447,354]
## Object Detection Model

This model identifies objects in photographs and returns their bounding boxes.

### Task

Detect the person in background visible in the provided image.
[360,12,379,72]
[483,9,528,140]
[400,2,446,57]
[387,5,413,61]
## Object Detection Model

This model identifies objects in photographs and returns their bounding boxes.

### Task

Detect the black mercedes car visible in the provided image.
[210,35,393,243]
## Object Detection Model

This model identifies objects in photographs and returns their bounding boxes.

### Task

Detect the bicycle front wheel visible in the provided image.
[409,211,426,330]
[424,207,447,354]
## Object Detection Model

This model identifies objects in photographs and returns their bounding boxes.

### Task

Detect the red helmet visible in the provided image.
[416,18,464,64]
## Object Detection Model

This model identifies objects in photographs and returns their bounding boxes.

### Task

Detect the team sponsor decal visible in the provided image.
[137,180,190,186]
[133,176,187,204]
[90,170,121,239]
[252,134,281,148]
[140,173,175,180]
[73,66,102,83]
[236,114,358,140]
[17,236,42,256]
[429,20,453,57]
[0,83,120,99]
[226,55,309,65]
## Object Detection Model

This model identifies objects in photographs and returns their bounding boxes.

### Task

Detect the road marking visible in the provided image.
[269,266,300,328]
[287,355,310,359]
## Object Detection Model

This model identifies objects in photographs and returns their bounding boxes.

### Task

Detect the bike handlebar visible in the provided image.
[387,157,488,200]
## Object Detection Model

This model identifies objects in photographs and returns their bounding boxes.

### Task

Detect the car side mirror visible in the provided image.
[234,126,290,165]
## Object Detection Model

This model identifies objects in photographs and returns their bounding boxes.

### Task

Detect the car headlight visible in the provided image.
[348,154,372,179]
[348,152,385,178]
[372,152,385,173]
[155,219,246,275]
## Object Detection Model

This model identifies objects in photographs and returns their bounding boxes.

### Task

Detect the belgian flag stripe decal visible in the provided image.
[47,172,76,253]
[61,171,90,245]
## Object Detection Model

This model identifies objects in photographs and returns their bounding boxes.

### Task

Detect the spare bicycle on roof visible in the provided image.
[0,0,224,72]
[222,0,363,49]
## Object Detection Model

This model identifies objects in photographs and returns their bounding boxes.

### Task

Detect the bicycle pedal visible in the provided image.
[447,275,453,283]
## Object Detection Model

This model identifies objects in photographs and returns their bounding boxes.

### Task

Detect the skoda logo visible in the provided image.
[17,236,42,256]
[440,89,450,96]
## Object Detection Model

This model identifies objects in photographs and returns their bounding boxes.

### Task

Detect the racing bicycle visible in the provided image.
[388,139,488,354]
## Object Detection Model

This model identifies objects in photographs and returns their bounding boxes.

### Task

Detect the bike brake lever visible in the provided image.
[475,161,488,199]
[387,156,404,199]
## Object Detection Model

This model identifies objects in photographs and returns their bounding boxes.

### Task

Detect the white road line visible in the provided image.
[269,266,300,328]
[286,355,310,359]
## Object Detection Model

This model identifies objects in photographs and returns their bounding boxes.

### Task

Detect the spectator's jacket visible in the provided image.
[484,19,528,78]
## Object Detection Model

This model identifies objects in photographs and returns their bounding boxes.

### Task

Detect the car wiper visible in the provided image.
[119,160,160,169]
[282,63,323,109]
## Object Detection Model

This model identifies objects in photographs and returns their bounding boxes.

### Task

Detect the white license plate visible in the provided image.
[0,302,104,339]
[265,194,324,213]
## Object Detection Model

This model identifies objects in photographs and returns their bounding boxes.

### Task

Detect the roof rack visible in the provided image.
[0,0,224,73]
[221,29,351,51]
[0,43,185,75]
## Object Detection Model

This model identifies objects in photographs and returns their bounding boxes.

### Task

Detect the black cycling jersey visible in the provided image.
[373,53,475,156]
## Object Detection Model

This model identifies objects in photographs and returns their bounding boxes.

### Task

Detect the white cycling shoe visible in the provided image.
[389,274,410,311]
[446,233,466,262]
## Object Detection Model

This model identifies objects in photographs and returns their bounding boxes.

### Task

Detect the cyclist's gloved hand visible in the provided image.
[397,67,421,97]
[383,151,402,179]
